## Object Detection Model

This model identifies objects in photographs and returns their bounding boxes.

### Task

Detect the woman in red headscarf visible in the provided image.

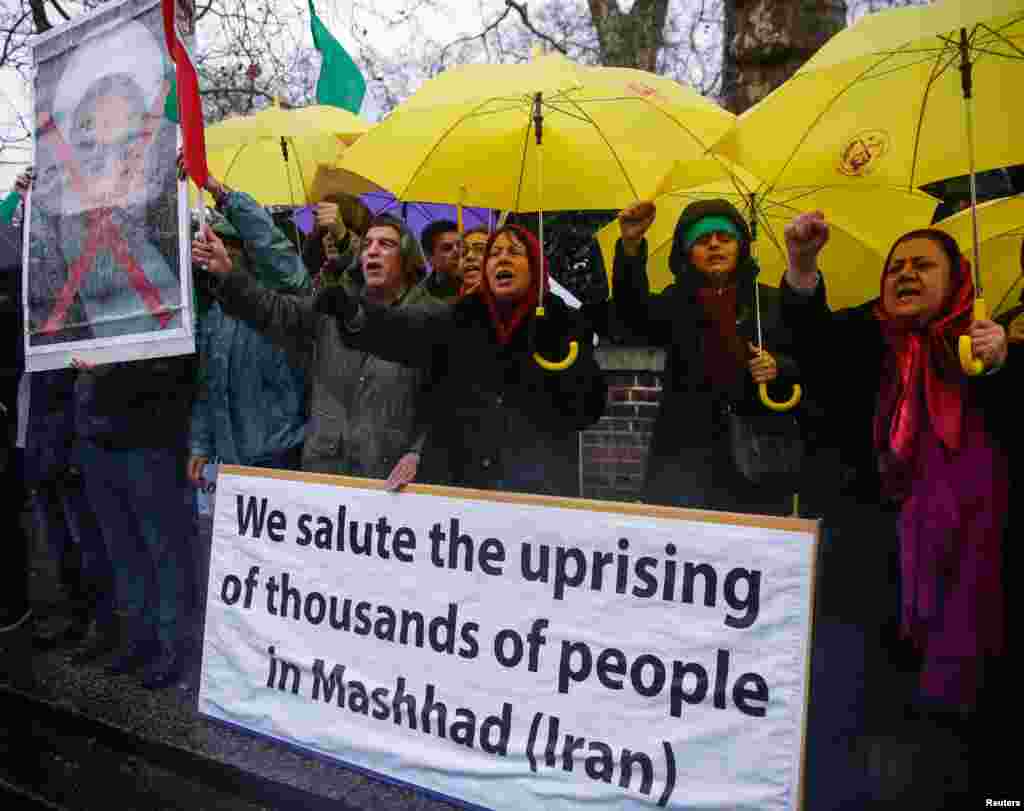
[315,223,607,496]
[782,213,1016,803]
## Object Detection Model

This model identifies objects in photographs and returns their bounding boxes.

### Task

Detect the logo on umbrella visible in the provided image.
[838,129,890,177]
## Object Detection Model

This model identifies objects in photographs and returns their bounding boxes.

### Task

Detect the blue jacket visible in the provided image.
[189,192,309,465]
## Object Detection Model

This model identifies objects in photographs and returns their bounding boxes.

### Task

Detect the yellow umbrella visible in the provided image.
[339,51,735,370]
[713,0,1024,373]
[203,102,371,206]
[597,180,940,310]
[338,51,735,212]
[935,193,1024,318]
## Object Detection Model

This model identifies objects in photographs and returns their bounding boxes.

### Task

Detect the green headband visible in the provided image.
[683,216,741,250]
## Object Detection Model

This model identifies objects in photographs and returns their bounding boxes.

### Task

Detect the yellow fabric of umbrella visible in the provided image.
[935,194,1024,317]
[597,180,939,311]
[203,103,371,206]
[338,52,735,211]
[714,0,1024,191]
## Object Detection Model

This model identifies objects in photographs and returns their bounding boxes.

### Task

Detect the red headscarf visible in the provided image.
[873,229,975,481]
[474,224,549,345]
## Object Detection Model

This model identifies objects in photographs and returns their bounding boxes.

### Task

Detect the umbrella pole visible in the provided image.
[529,91,578,372]
[959,27,987,376]
[749,193,800,412]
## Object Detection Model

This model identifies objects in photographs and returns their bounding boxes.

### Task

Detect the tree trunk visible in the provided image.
[587,0,670,71]
[723,0,847,113]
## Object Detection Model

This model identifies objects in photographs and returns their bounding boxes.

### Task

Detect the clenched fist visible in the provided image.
[784,210,829,285]
[967,320,1008,370]
[618,200,656,254]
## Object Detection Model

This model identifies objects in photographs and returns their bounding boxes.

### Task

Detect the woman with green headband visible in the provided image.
[612,198,800,514]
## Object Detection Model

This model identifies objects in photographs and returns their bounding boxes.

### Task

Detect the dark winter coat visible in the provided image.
[334,291,606,497]
[612,199,800,514]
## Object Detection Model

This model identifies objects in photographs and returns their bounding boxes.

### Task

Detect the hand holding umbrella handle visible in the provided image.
[758,383,802,412]
[959,298,988,376]
[530,306,579,371]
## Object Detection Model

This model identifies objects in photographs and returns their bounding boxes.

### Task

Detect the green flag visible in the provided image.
[309,0,366,113]
[0,191,20,226]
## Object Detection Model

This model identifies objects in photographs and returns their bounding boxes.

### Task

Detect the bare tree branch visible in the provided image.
[48,0,72,22]
[505,0,569,54]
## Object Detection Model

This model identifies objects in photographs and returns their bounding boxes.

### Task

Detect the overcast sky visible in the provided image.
[0,0,494,188]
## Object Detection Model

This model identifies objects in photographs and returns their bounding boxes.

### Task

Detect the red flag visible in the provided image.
[162,0,208,188]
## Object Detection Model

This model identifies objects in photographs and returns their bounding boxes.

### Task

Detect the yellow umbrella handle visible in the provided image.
[958,297,987,377]
[531,306,579,371]
[759,383,802,412]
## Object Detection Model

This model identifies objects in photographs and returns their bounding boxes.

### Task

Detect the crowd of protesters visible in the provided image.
[0,159,1019,806]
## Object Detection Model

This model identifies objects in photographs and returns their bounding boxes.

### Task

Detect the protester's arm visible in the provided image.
[188,344,215,481]
[609,200,673,344]
[317,285,455,369]
[188,395,213,486]
[193,226,317,359]
[221,191,310,293]
[611,239,675,346]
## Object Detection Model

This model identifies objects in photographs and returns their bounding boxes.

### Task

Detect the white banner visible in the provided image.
[199,468,819,811]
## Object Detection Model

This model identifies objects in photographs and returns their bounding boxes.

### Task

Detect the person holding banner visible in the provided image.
[314,224,606,496]
[611,198,800,515]
[782,214,1017,799]
[192,213,434,489]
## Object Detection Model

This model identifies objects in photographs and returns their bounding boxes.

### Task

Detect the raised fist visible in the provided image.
[784,210,829,278]
[618,200,656,245]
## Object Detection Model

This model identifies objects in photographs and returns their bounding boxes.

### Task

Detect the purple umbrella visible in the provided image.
[360,191,493,242]
[292,194,492,242]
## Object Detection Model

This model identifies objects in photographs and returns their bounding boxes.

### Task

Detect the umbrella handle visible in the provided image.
[758,383,802,412]
[531,306,579,371]
[958,297,987,377]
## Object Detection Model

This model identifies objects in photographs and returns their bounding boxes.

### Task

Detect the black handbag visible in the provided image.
[726,406,804,485]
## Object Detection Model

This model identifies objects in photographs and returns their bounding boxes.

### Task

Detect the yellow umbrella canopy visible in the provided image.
[338,52,735,212]
[935,193,1024,317]
[597,179,940,311]
[714,0,1024,192]
[203,103,371,206]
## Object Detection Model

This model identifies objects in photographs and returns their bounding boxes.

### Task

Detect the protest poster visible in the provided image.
[200,467,819,810]
[24,0,194,371]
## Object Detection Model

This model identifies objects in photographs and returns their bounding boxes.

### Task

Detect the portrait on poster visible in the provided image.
[25,0,193,370]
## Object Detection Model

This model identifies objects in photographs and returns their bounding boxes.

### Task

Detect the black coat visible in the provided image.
[334,291,606,497]
[780,277,1019,505]
[612,207,800,514]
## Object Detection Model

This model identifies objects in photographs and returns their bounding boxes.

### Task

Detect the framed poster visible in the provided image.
[24,0,194,371]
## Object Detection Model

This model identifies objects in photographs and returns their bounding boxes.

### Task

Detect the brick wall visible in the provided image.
[580,347,665,502]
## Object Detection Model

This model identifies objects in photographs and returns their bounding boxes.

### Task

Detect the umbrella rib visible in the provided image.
[512,112,534,213]
[394,96,527,203]
[538,99,600,126]
[223,144,247,186]
[973,21,1024,61]
[906,44,960,191]
[286,136,310,205]
[556,94,641,201]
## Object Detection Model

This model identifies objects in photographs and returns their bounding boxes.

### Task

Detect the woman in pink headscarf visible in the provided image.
[782,212,1016,802]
